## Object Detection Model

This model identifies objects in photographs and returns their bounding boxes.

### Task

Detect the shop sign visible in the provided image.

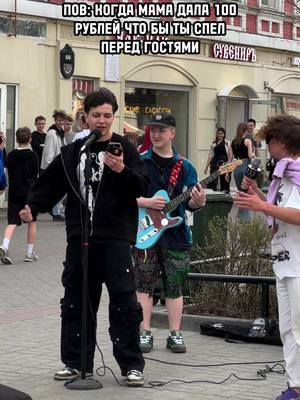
[60,43,75,79]
[124,105,172,114]
[292,57,300,66]
[212,43,256,63]
[284,97,300,110]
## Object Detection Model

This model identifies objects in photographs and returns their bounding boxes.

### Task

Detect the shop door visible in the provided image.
[217,96,248,141]
[226,98,248,140]
[0,85,7,133]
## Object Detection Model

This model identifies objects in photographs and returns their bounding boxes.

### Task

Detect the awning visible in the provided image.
[218,84,259,99]
[124,121,143,134]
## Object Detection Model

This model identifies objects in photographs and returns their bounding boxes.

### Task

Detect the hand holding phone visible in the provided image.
[107,142,123,157]
[105,142,125,173]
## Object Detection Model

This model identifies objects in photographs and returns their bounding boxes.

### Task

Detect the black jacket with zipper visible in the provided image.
[27,133,148,243]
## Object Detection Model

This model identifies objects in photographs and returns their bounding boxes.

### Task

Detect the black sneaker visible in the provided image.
[53,215,65,222]
[139,330,153,353]
[53,366,93,381]
[126,370,144,387]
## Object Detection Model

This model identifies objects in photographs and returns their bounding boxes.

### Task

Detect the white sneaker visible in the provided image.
[54,366,93,381]
[126,370,144,387]
[24,252,39,262]
[0,246,12,265]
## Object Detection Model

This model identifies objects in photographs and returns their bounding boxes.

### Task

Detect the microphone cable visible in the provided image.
[76,151,285,390]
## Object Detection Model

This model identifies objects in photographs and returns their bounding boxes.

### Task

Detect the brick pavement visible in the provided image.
[0,213,287,400]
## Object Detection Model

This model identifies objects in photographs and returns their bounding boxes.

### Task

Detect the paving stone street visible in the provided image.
[0,212,287,400]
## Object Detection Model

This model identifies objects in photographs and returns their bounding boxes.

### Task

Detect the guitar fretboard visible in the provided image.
[163,170,221,213]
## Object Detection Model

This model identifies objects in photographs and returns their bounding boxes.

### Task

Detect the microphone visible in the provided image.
[240,158,262,192]
[79,129,101,153]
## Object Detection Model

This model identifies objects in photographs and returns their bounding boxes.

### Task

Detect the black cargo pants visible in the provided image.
[60,241,145,375]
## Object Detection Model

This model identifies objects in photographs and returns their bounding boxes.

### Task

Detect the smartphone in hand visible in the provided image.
[107,142,123,156]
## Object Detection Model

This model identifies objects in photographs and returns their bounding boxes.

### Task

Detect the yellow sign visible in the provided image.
[125,105,140,113]
[124,105,172,114]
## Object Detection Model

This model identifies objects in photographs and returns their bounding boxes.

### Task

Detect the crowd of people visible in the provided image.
[0,89,299,399]
[204,118,261,194]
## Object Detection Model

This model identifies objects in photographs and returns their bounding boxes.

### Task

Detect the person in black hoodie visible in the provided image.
[19,88,147,387]
[31,115,47,169]
[0,127,39,265]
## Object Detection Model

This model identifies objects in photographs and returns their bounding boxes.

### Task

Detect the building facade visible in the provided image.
[1,0,300,193]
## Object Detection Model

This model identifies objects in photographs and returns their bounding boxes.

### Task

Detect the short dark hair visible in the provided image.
[16,127,31,145]
[34,115,46,124]
[52,109,67,119]
[258,114,300,155]
[66,115,73,123]
[216,127,226,134]
[83,88,118,114]
[248,118,256,125]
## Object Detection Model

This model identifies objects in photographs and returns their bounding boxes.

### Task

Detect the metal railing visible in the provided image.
[187,271,276,320]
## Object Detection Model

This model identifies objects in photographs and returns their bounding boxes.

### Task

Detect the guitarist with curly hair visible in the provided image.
[133,112,206,354]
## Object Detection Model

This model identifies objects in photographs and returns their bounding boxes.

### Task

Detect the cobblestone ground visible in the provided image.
[0,213,287,400]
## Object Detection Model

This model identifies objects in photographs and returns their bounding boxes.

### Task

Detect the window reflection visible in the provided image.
[124,87,189,156]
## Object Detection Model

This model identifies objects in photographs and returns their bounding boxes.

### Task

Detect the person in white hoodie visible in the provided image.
[41,109,66,221]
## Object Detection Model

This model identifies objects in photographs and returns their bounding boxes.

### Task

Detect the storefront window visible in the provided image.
[72,78,94,131]
[0,84,16,153]
[124,86,189,156]
[282,96,300,118]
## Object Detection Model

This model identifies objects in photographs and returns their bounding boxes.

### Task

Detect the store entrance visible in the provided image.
[217,84,259,140]
[224,97,248,140]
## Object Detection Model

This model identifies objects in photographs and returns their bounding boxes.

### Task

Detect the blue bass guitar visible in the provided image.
[135,160,242,250]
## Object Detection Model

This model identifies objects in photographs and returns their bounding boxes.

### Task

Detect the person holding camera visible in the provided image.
[19,88,147,387]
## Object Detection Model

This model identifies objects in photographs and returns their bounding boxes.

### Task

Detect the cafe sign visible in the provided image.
[212,43,256,63]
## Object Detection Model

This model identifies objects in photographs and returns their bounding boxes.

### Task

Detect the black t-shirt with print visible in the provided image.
[88,140,110,198]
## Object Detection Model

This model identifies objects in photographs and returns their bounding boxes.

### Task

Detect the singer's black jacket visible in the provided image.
[27,133,148,243]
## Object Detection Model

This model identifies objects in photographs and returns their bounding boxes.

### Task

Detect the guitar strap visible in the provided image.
[168,157,183,197]
[142,157,183,263]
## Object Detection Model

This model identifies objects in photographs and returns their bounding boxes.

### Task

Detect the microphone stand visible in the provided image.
[65,148,102,391]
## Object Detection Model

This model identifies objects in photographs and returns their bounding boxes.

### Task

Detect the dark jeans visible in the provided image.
[60,241,145,375]
[207,165,230,192]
